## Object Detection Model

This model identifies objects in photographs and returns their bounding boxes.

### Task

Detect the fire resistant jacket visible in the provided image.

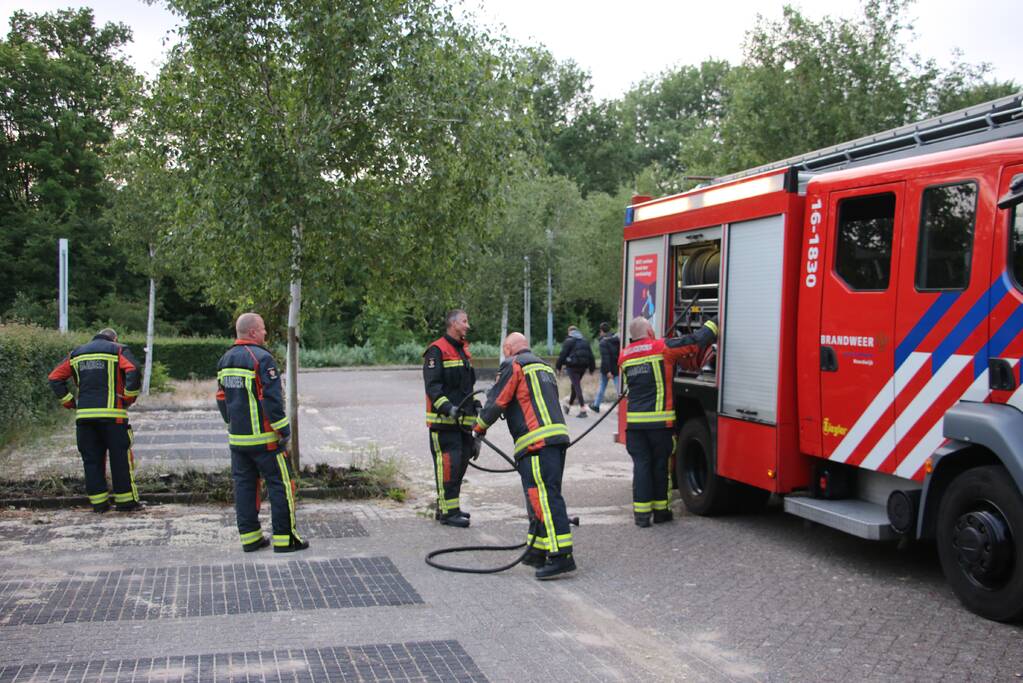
[48,335,141,421]
[423,334,477,431]
[475,348,569,457]
[216,341,290,451]
[619,318,718,430]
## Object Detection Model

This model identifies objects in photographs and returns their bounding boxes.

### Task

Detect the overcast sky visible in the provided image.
[4,0,1020,102]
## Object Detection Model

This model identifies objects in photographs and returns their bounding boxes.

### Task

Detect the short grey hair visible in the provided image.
[629,316,651,341]
[445,309,466,328]
[236,312,262,337]
[97,327,117,341]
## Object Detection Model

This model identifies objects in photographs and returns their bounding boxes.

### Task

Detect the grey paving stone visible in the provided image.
[0,640,485,682]
[0,557,421,625]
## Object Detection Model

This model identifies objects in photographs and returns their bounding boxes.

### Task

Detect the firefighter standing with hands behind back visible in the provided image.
[216,312,307,553]
[619,316,718,527]
[423,309,478,527]
[48,327,143,513]
[475,332,576,580]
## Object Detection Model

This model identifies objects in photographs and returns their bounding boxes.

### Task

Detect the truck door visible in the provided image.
[886,172,992,480]
[820,183,904,465]
[990,165,1023,413]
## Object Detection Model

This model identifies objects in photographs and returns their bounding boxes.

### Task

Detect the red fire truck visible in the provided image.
[619,92,1023,621]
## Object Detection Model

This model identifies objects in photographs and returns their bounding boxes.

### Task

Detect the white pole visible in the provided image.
[142,244,156,395]
[523,255,531,345]
[58,238,68,333]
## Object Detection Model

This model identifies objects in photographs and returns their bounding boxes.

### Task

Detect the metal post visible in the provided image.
[546,264,553,354]
[523,256,531,344]
[58,238,68,333]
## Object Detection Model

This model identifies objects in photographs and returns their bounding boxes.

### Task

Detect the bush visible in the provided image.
[0,325,91,448]
[148,361,174,393]
[119,336,232,380]
[0,325,232,448]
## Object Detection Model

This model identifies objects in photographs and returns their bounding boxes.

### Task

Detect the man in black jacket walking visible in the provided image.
[590,322,620,413]
[555,325,595,417]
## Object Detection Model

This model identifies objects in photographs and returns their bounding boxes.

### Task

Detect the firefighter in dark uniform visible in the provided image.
[216,312,307,553]
[48,327,142,513]
[474,332,576,580]
[619,315,718,527]
[423,308,478,527]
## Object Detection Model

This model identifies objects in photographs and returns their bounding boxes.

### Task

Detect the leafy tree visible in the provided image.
[147,0,524,461]
[0,9,140,326]
[716,0,1017,172]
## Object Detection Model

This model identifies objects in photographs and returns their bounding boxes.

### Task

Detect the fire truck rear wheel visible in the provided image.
[936,465,1023,622]
[676,418,733,516]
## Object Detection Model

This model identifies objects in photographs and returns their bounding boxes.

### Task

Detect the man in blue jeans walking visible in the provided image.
[590,322,620,413]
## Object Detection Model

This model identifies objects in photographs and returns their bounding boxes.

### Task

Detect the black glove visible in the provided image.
[471,434,483,460]
[441,402,458,418]
[473,399,482,414]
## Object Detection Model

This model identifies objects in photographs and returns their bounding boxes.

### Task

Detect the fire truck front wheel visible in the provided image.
[936,465,1023,622]
[676,419,733,516]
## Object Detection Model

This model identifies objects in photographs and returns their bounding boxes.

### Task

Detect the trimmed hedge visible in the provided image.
[0,324,232,448]
[0,325,90,446]
[117,336,232,380]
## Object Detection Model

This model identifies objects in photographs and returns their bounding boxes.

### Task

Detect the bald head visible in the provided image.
[503,332,529,358]
[236,313,267,344]
[629,316,653,341]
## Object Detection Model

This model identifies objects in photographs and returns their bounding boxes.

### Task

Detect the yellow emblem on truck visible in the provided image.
[822,418,848,437]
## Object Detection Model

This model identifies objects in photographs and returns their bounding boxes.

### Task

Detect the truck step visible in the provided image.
[783,495,896,541]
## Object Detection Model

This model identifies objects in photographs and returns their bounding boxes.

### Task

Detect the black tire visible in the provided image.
[675,419,733,516]
[936,465,1023,622]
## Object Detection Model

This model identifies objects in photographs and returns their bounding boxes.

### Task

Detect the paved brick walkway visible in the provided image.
[0,368,1021,682]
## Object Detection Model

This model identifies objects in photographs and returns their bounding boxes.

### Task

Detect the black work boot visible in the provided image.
[439,512,470,528]
[115,501,143,512]
[243,536,270,553]
[653,509,674,524]
[535,553,576,580]
[434,509,470,520]
[274,537,310,554]
[521,547,547,568]
[92,502,111,514]
[634,513,652,528]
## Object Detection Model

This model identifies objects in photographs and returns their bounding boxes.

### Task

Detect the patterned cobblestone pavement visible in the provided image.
[0,368,1021,682]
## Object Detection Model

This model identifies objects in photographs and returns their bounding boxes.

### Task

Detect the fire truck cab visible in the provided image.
[619,93,1023,621]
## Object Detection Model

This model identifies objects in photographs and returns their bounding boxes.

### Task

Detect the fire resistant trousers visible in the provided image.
[75,419,138,509]
[429,429,472,517]
[231,447,302,550]
[518,445,573,557]
[625,429,675,515]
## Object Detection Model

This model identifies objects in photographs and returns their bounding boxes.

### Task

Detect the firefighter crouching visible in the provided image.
[217,312,307,553]
[423,309,478,528]
[474,332,576,580]
[48,327,143,513]
[619,316,718,527]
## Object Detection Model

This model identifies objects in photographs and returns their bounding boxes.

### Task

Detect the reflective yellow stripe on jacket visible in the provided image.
[513,423,570,455]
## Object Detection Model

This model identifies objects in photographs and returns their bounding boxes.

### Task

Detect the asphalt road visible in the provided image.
[0,367,1020,682]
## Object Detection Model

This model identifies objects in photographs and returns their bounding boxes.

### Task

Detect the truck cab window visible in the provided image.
[916,182,977,291]
[1012,177,1023,286]
[835,192,896,291]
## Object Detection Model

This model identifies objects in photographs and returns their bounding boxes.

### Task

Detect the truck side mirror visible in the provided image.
[998,176,1023,210]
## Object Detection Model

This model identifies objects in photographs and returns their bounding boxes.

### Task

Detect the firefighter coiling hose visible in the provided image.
[424,389,625,574]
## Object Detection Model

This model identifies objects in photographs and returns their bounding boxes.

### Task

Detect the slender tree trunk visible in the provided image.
[499,295,508,364]
[286,225,302,471]
[142,244,156,395]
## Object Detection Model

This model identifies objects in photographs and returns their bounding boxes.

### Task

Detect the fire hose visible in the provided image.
[425,388,626,574]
